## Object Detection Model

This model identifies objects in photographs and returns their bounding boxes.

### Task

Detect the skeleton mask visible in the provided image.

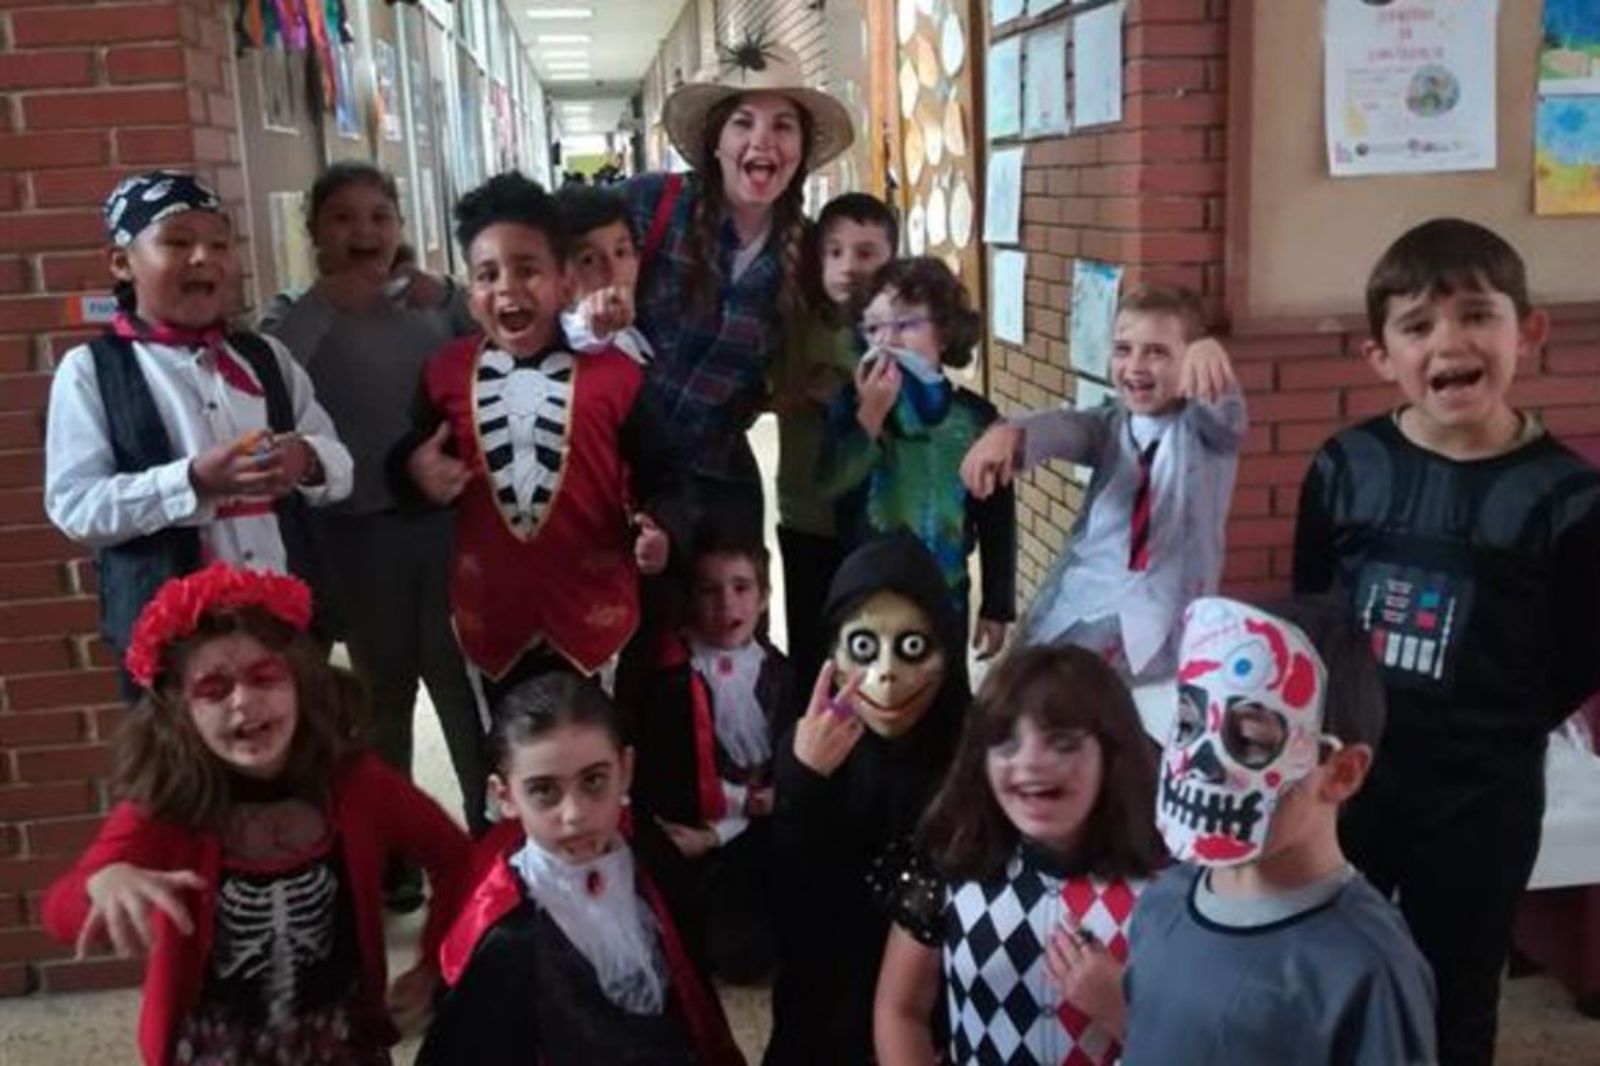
[832,590,946,738]
[1157,598,1330,867]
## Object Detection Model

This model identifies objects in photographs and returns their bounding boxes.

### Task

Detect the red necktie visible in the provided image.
[112,313,263,398]
[1128,438,1159,571]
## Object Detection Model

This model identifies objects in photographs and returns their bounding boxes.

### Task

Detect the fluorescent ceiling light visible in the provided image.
[548,73,590,81]
[538,34,590,43]
[526,7,592,19]
[540,49,589,59]
[545,63,591,72]
[560,101,593,110]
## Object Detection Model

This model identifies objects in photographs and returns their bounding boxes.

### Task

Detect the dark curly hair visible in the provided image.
[917,644,1166,883]
[115,607,367,828]
[555,184,635,251]
[866,256,981,369]
[454,171,568,260]
[306,161,400,233]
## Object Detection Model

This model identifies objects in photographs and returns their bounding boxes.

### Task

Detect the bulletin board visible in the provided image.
[1230,0,1600,328]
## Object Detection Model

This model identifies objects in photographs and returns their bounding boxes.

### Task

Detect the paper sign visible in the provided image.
[1324,0,1497,176]
[1074,1,1125,128]
[987,36,1022,140]
[1069,259,1123,379]
[1024,23,1070,138]
[982,146,1025,244]
[991,250,1027,344]
[66,294,118,326]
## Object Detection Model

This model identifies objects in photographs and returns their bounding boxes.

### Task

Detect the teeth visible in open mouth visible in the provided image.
[498,310,534,331]
[1430,368,1483,390]
[1160,774,1264,837]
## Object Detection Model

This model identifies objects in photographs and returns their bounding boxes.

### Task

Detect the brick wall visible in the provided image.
[0,0,246,996]
[989,0,1600,606]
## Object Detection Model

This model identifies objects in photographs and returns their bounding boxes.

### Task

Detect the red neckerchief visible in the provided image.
[112,312,263,398]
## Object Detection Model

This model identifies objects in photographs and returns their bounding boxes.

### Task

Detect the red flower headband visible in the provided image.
[125,563,313,688]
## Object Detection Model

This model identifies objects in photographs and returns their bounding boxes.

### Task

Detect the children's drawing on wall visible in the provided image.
[374,40,402,142]
[1074,0,1126,128]
[267,191,317,294]
[334,43,362,140]
[1069,258,1123,380]
[1540,0,1600,94]
[981,145,1023,244]
[1535,96,1600,215]
[1323,0,1497,176]
[258,47,299,134]
[990,249,1026,345]
[986,35,1022,139]
[1022,22,1069,138]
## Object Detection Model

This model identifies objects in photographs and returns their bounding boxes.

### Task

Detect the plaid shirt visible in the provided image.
[626,172,783,481]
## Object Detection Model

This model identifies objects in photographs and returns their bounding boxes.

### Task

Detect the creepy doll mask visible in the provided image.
[833,590,946,738]
[1156,598,1330,868]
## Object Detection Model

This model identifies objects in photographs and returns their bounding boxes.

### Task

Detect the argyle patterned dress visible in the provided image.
[882,841,1145,1066]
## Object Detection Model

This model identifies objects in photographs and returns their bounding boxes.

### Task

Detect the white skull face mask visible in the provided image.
[1157,598,1331,867]
[832,590,946,738]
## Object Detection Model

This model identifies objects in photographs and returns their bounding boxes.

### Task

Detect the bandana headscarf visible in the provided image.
[103,170,224,247]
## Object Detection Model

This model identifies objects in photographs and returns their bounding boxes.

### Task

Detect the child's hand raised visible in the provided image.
[577,285,636,338]
[793,661,866,777]
[78,862,204,958]
[633,512,669,575]
[855,352,902,440]
[1177,337,1238,405]
[386,961,439,1035]
[1044,919,1127,1041]
[961,423,1024,500]
[407,422,472,506]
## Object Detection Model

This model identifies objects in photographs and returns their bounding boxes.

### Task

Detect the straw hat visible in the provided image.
[663,37,855,171]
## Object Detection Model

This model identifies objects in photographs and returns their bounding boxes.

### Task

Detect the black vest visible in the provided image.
[88,333,337,654]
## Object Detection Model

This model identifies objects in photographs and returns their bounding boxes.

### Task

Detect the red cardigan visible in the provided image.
[42,753,471,1066]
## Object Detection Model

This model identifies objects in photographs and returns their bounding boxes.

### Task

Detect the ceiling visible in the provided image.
[518,0,688,102]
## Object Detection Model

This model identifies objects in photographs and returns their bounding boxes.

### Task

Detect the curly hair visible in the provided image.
[685,95,814,320]
[866,256,981,369]
[917,644,1166,883]
[454,170,568,260]
[114,607,367,828]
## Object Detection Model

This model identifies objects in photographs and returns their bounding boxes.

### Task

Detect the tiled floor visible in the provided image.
[6,419,1600,1064]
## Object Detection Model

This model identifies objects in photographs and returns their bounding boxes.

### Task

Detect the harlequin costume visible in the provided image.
[877,840,1147,1066]
[633,630,796,977]
[396,335,689,686]
[418,821,745,1066]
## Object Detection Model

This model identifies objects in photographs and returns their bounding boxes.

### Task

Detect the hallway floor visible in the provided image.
[5,419,1600,1063]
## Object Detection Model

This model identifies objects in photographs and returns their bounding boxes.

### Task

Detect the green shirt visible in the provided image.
[773,310,857,536]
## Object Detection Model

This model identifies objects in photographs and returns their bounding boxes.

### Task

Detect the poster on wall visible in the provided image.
[1074,1,1125,128]
[982,146,1024,244]
[258,48,299,133]
[1323,0,1497,176]
[268,192,317,295]
[374,40,403,142]
[991,250,1027,344]
[1540,0,1600,94]
[1535,96,1600,215]
[1023,23,1069,137]
[419,167,441,253]
[334,44,363,140]
[407,56,431,151]
[1069,259,1123,379]
[987,36,1022,139]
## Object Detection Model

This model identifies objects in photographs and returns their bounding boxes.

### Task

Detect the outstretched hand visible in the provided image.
[1177,337,1238,405]
[78,862,205,958]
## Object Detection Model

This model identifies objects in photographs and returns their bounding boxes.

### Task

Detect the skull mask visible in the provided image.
[1156,598,1330,867]
[832,590,946,738]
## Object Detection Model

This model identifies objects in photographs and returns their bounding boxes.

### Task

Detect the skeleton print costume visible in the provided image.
[397,335,688,683]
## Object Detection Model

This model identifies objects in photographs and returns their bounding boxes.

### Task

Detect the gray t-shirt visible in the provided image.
[1122,864,1438,1066]
[261,285,475,514]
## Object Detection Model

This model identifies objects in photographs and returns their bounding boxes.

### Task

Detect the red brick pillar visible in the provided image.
[0,0,247,995]
[993,0,1231,597]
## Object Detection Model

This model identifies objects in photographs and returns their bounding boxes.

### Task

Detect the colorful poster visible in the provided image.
[258,47,299,133]
[1074,1,1126,128]
[1069,259,1123,379]
[333,43,362,140]
[991,250,1027,344]
[1023,23,1070,138]
[1535,96,1600,215]
[1323,0,1497,176]
[987,36,1022,140]
[1540,0,1600,95]
[374,40,402,142]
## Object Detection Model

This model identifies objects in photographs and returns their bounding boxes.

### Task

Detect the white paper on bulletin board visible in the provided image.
[992,0,1024,28]
[1069,258,1123,378]
[1324,0,1498,176]
[991,250,1027,344]
[987,36,1023,139]
[982,146,1025,244]
[268,191,317,295]
[1024,23,1070,138]
[1074,1,1126,128]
